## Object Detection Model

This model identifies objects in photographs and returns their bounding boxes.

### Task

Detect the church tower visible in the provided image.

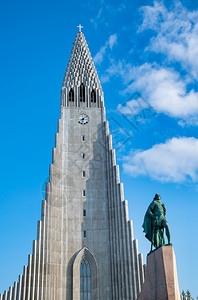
[0,28,145,300]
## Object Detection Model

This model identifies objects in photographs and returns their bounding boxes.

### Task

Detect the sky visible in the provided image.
[0,0,198,297]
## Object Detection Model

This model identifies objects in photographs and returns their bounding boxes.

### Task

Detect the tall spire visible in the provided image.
[61,31,104,107]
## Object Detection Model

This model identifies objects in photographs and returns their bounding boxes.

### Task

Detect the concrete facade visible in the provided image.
[1,32,145,300]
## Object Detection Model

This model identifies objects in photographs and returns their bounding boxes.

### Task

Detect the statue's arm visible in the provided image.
[147,202,155,219]
[162,203,166,216]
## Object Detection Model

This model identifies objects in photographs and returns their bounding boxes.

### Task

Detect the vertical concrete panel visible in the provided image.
[121,201,132,299]
[25,255,32,300]
[16,275,22,300]
[133,240,141,296]
[45,201,51,300]
[110,156,120,300]
[113,165,124,300]
[3,290,8,300]
[34,221,42,300]
[64,90,66,107]
[107,144,117,299]
[21,267,27,300]
[110,146,117,300]
[12,282,17,300]
[30,241,37,300]
[8,287,12,300]
[105,136,114,300]
[124,220,133,299]
[138,253,144,287]
[40,202,46,300]
[128,221,137,299]
[118,191,129,300]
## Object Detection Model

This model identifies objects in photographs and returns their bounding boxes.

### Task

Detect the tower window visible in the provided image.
[91,89,96,103]
[82,190,86,197]
[80,257,91,300]
[83,231,86,238]
[82,171,86,177]
[69,88,74,102]
[82,135,85,142]
[82,153,85,159]
[80,83,85,102]
[83,210,86,217]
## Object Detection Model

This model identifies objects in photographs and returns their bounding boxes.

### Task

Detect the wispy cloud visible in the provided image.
[108,34,117,49]
[94,33,117,64]
[101,60,134,83]
[123,137,198,183]
[90,8,103,29]
[89,1,127,29]
[94,46,106,65]
[139,1,198,78]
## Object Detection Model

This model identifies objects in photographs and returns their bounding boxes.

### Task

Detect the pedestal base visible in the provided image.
[137,245,180,300]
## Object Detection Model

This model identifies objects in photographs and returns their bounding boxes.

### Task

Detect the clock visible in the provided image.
[78,114,89,125]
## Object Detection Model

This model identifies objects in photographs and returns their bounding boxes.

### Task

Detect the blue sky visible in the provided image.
[0,0,198,297]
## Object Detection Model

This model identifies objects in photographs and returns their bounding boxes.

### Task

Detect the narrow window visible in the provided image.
[91,89,96,103]
[80,257,91,300]
[82,153,85,159]
[69,88,74,102]
[84,231,86,238]
[82,135,85,142]
[80,83,85,102]
[82,171,86,177]
[83,209,86,217]
[82,190,86,197]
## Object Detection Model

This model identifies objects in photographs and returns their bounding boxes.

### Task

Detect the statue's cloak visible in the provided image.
[142,208,153,243]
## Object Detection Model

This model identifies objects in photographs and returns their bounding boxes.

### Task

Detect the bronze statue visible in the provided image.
[143,194,171,251]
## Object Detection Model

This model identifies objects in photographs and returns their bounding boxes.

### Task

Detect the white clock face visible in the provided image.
[78,114,89,125]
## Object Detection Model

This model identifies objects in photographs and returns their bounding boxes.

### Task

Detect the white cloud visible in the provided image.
[93,34,117,65]
[123,137,198,183]
[99,3,198,125]
[121,63,198,119]
[139,1,198,78]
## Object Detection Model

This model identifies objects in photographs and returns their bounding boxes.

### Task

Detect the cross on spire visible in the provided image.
[77,24,83,32]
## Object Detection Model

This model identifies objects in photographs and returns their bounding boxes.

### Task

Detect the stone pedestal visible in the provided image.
[137,245,180,300]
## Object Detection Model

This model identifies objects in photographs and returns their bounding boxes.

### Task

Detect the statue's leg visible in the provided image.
[163,220,171,244]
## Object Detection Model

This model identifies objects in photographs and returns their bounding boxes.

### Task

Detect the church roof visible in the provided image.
[62,32,103,93]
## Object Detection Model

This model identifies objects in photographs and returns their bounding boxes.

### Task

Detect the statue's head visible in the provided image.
[154,193,161,201]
